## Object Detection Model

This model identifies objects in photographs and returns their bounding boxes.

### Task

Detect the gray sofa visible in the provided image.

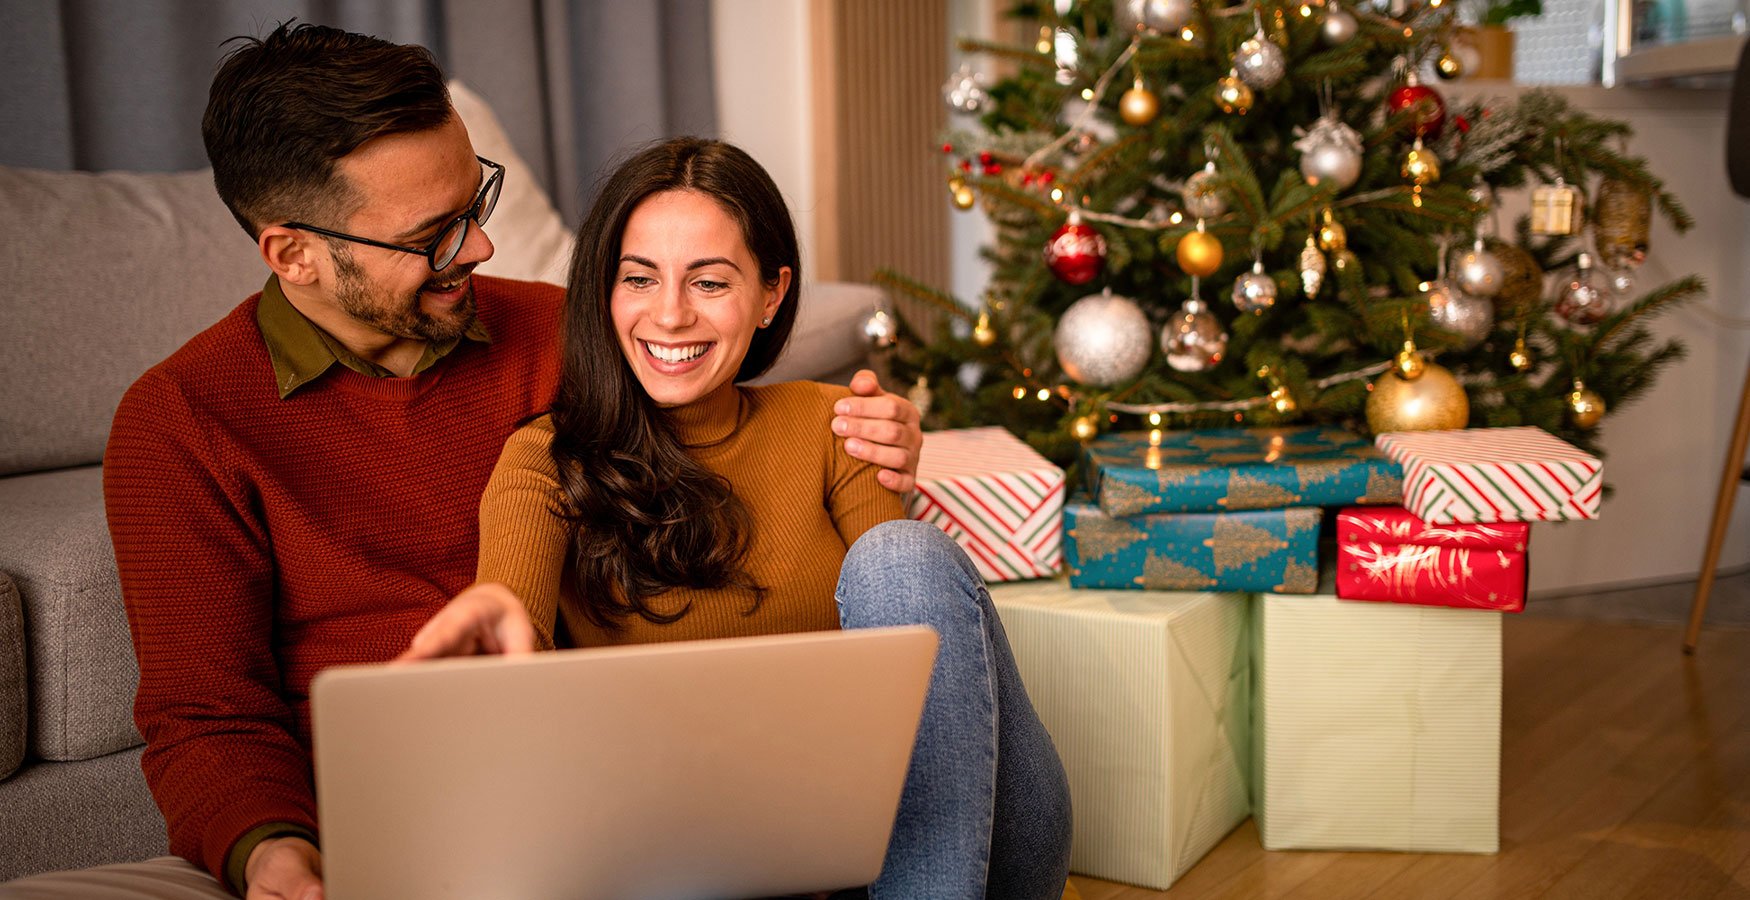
[0,85,877,882]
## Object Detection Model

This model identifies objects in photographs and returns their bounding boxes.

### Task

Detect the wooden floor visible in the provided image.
[1070,616,1750,900]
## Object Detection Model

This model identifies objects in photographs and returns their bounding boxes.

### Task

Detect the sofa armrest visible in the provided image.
[1,570,24,781]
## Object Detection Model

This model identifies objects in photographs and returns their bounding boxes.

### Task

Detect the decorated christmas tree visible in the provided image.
[877,0,1701,466]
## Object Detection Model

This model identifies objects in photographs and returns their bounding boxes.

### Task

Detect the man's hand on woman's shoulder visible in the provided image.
[832,369,924,494]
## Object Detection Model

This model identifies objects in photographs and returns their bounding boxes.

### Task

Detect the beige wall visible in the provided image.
[711,0,818,274]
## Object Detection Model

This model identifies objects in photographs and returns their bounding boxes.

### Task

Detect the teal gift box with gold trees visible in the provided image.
[1084,426,1404,518]
[1065,500,1323,594]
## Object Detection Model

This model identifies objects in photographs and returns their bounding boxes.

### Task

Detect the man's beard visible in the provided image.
[332,246,478,343]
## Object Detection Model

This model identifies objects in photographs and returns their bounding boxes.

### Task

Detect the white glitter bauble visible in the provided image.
[860,308,899,348]
[1452,240,1505,298]
[1425,280,1493,348]
[1293,115,1364,191]
[1161,297,1229,372]
[956,361,986,393]
[1120,0,1194,33]
[941,64,991,114]
[1235,30,1287,89]
[1232,261,1279,314]
[1055,289,1153,386]
[1183,164,1228,219]
[1321,2,1359,45]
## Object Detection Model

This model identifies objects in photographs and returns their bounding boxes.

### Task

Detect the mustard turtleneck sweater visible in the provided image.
[477,380,905,648]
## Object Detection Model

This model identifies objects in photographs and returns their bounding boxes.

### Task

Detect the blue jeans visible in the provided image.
[835,520,1073,900]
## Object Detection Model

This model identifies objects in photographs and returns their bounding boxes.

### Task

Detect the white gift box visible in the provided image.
[909,427,1065,582]
[1253,591,1501,853]
[989,579,1250,889]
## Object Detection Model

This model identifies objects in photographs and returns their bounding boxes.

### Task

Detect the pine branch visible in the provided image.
[1589,275,1704,353]
[873,269,974,324]
[958,38,1056,67]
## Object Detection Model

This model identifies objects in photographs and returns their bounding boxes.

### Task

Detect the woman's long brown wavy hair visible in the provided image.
[549,138,801,628]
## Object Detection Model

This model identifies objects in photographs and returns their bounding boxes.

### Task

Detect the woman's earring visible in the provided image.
[761,316,773,327]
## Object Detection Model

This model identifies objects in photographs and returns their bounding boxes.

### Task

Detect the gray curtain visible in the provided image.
[0,0,717,223]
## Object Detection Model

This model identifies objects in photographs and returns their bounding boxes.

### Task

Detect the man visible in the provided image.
[1,23,921,900]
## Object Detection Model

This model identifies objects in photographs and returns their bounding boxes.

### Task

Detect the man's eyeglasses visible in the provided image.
[281,156,505,272]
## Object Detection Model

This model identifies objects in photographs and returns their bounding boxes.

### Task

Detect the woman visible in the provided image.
[473,137,1071,900]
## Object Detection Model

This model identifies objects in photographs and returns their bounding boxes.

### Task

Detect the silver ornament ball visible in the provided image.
[1121,0,1194,34]
[1162,298,1229,372]
[1232,262,1279,315]
[1321,3,1359,45]
[1183,165,1228,219]
[1054,289,1153,386]
[860,307,899,349]
[1453,241,1505,298]
[1554,253,1613,327]
[1294,116,1364,191]
[1235,32,1287,90]
[1425,280,1493,349]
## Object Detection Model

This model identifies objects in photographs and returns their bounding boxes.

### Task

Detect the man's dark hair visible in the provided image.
[202,22,453,238]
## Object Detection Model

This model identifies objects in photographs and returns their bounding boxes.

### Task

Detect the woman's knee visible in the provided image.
[837,520,983,628]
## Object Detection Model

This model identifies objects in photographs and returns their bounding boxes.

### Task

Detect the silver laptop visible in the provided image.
[310,626,938,900]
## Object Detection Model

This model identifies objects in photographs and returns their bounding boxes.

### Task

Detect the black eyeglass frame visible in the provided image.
[280,156,505,272]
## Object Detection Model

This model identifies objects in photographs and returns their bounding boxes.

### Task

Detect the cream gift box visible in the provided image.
[1252,590,1501,853]
[989,578,1250,889]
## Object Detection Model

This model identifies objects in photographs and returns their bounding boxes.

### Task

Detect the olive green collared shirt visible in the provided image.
[255,276,492,398]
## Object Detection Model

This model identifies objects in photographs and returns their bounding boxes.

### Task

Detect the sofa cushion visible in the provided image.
[0,167,262,477]
[751,281,879,385]
[0,571,23,780]
[450,80,574,286]
[0,466,140,762]
[0,746,167,881]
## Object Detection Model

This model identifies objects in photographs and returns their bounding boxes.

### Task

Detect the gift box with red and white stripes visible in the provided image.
[908,427,1065,582]
[1375,427,1602,525]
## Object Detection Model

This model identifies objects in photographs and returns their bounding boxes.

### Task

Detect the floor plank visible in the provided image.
[1066,617,1750,900]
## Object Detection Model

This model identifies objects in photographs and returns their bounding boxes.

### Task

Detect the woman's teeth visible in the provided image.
[645,341,710,363]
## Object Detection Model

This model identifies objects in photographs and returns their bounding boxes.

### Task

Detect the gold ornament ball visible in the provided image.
[1317,218,1348,253]
[1436,48,1465,80]
[972,311,997,347]
[1071,415,1101,442]
[1509,338,1533,372]
[1401,145,1441,186]
[1119,84,1161,126]
[1395,344,1426,380]
[1569,384,1606,428]
[1176,230,1225,277]
[1269,385,1296,414]
[1215,74,1254,115]
[951,184,976,210]
[1366,361,1470,433]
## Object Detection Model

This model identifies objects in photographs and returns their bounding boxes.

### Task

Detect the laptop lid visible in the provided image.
[311,625,938,900]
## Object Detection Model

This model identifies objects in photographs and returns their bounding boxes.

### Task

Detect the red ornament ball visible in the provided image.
[1387,83,1447,139]
[1044,220,1108,285]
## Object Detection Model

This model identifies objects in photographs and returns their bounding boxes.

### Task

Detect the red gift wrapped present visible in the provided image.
[1335,507,1530,613]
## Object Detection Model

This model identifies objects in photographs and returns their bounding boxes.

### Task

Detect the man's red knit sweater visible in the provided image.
[102,276,562,882]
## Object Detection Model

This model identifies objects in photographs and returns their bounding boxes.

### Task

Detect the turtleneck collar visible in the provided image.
[660,379,745,448]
